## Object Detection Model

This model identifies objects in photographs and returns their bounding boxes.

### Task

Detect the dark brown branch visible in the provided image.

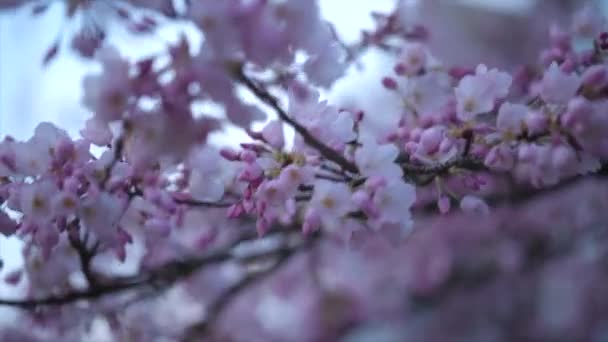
[0,227,300,309]
[401,157,487,176]
[232,66,359,174]
[173,197,235,208]
[68,231,100,290]
[399,156,488,186]
[99,136,124,188]
[0,249,234,308]
[0,280,142,307]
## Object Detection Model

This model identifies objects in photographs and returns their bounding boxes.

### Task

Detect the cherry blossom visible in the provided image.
[354,140,402,179]
[82,47,132,123]
[455,64,512,121]
[307,180,353,232]
[539,62,582,104]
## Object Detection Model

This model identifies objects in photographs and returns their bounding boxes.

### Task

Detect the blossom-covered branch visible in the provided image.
[1,0,608,340]
[0,225,303,308]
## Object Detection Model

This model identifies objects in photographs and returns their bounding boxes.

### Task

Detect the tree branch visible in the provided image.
[232,66,359,174]
[401,156,487,177]
[173,197,236,208]
[0,226,301,309]
[68,231,101,290]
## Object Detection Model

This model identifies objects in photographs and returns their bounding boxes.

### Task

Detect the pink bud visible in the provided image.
[419,127,443,154]
[437,196,451,214]
[386,132,399,142]
[410,127,423,141]
[256,218,270,236]
[238,163,263,182]
[195,232,217,249]
[448,67,474,80]
[302,209,321,235]
[404,141,417,155]
[484,145,514,171]
[394,63,407,75]
[382,77,398,90]
[220,148,241,161]
[549,24,571,50]
[240,143,266,154]
[559,57,577,73]
[115,245,127,263]
[227,203,244,218]
[4,270,22,285]
[240,150,257,163]
[366,176,387,191]
[351,189,367,203]
[242,200,255,214]
[43,41,59,66]
[581,65,608,89]
[118,229,133,244]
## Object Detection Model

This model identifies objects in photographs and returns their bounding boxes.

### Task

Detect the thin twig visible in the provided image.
[233,66,359,174]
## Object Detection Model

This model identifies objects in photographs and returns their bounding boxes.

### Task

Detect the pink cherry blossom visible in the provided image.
[396,42,428,76]
[261,120,285,150]
[484,144,515,171]
[408,126,459,165]
[572,4,606,37]
[496,102,528,135]
[277,164,314,195]
[307,180,353,231]
[402,71,452,117]
[80,192,127,248]
[354,140,402,179]
[19,181,57,224]
[188,146,236,202]
[80,117,113,146]
[82,47,132,123]
[539,62,581,104]
[455,64,512,121]
[369,179,416,231]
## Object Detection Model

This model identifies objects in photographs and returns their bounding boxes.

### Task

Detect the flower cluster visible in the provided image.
[216,86,416,239]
